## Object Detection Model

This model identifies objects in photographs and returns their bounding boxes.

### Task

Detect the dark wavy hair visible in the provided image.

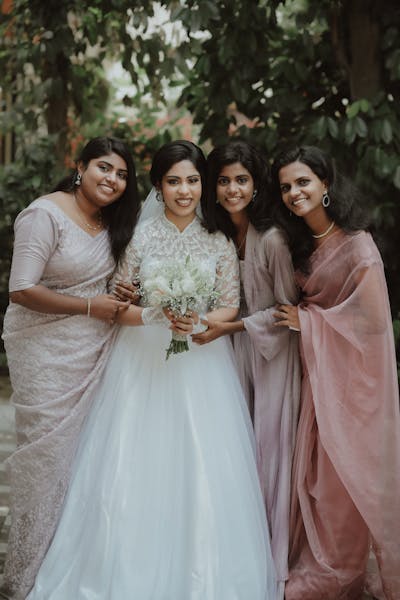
[203,140,273,239]
[150,139,207,205]
[53,136,139,265]
[270,145,370,273]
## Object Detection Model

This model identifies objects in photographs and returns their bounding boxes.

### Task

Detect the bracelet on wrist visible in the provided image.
[87,297,91,317]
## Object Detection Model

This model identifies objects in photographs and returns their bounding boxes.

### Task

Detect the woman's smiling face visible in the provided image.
[160,159,202,226]
[278,161,327,218]
[216,162,254,216]
[78,152,128,208]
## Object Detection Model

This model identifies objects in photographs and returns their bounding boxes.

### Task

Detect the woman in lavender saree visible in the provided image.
[273,145,400,599]
[193,141,301,599]
[1,137,139,600]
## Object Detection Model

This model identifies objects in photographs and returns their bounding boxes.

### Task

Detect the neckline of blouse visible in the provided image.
[38,197,107,240]
[160,211,201,235]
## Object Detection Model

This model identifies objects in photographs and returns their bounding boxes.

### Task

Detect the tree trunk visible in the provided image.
[345,0,382,100]
[43,53,70,164]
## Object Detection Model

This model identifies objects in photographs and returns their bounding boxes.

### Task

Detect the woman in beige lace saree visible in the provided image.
[1,137,139,600]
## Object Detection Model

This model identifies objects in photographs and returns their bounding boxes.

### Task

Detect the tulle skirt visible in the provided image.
[28,324,277,599]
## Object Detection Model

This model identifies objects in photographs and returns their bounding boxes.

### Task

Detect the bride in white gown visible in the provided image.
[27,140,277,599]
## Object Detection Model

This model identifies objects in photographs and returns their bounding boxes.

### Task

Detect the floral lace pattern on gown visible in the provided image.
[112,213,240,311]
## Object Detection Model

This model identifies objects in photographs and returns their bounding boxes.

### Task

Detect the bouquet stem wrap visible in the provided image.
[166,332,189,360]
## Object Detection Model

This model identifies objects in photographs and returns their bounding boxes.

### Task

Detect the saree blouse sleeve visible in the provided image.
[243,227,299,361]
[9,203,60,292]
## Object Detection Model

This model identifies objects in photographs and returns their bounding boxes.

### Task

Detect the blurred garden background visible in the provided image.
[0,0,399,370]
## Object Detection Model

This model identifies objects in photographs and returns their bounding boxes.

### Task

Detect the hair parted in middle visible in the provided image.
[150,139,207,204]
[270,145,370,273]
[203,139,273,240]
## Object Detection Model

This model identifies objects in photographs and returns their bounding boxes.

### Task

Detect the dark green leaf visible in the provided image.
[381,119,393,144]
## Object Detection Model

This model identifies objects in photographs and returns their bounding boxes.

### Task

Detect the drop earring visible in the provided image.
[156,190,163,202]
[322,191,330,207]
[75,173,82,186]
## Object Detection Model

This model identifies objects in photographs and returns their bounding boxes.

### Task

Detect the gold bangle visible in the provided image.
[87,297,91,317]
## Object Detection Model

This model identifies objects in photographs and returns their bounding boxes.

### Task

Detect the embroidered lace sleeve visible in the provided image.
[109,234,141,290]
[213,234,240,309]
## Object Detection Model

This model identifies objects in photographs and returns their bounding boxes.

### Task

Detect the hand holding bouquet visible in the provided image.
[142,256,218,359]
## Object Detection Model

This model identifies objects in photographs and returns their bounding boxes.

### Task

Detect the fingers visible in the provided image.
[114,283,139,302]
[273,304,300,331]
[110,300,130,324]
[164,309,175,322]
[191,332,208,345]
[173,320,193,333]
[116,300,131,309]
[178,316,194,325]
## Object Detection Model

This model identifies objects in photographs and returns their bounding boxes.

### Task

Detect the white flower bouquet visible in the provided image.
[141,256,218,360]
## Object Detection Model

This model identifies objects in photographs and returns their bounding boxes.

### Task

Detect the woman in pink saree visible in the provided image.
[1,137,139,600]
[193,141,301,599]
[272,145,400,599]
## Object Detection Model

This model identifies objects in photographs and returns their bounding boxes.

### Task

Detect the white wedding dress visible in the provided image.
[28,214,277,600]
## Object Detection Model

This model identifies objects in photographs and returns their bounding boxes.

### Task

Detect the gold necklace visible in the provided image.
[73,194,103,231]
[235,223,249,258]
[236,232,247,257]
[312,221,335,239]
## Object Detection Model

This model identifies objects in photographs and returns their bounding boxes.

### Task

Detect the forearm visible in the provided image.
[206,306,239,323]
[114,304,145,326]
[10,285,87,315]
[214,319,245,335]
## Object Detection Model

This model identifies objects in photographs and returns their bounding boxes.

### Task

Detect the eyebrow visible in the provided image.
[219,173,249,178]
[98,160,128,173]
[166,173,200,178]
[280,176,309,185]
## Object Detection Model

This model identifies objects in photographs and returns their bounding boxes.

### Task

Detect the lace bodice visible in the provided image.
[113,213,240,310]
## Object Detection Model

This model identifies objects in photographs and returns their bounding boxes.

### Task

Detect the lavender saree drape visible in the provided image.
[232,225,301,599]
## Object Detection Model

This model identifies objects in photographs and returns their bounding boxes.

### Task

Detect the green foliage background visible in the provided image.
[1,0,399,363]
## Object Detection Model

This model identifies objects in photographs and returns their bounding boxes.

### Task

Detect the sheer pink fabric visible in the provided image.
[232,225,301,598]
[1,199,117,599]
[286,230,400,600]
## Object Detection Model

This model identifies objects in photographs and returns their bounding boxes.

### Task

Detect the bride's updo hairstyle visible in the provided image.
[204,140,273,240]
[150,140,207,205]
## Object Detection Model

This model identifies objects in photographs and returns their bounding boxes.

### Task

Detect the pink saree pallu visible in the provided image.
[286,230,400,600]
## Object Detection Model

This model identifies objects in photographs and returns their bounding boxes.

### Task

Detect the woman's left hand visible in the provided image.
[273,304,301,332]
[113,280,140,305]
[192,320,224,344]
